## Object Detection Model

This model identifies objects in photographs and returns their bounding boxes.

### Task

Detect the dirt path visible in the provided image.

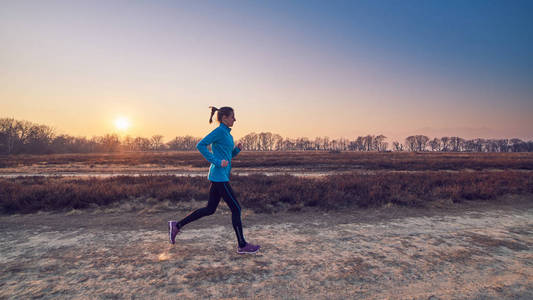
[1,199,532,299]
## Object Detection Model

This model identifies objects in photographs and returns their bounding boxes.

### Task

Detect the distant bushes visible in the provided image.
[1,171,531,214]
[1,151,533,170]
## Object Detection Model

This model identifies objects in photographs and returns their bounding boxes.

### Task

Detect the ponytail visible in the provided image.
[208,106,234,124]
[209,106,218,124]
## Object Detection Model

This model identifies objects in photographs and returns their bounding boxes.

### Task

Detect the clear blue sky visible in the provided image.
[1,0,532,142]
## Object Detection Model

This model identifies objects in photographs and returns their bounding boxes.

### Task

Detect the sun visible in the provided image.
[114,116,131,131]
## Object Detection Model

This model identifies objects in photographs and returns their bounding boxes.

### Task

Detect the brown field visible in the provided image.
[1,151,532,299]
[1,151,532,172]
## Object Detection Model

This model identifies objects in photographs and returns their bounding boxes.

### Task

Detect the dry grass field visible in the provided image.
[1,151,532,299]
[1,171,532,214]
[1,151,532,171]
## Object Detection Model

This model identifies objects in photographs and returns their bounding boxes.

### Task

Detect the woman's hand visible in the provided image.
[220,159,229,167]
[237,143,242,150]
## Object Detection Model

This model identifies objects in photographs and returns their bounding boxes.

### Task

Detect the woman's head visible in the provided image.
[209,106,236,127]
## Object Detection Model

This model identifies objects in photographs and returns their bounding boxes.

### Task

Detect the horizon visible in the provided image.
[2,116,531,146]
[2,1,532,142]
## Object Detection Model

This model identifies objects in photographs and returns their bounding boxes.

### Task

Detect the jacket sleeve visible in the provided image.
[196,128,222,167]
[232,146,241,158]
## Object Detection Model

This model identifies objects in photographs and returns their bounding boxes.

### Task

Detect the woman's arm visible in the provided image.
[196,128,222,167]
[232,143,242,158]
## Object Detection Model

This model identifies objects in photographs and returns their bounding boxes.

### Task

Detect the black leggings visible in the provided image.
[177,181,247,247]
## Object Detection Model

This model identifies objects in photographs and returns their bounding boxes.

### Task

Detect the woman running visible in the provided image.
[168,106,260,254]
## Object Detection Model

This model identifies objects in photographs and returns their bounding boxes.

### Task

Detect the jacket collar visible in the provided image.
[219,122,231,132]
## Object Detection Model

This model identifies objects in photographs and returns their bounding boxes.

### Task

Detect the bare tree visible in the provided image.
[121,135,135,151]
[272,134,283,151]
[134,137,151,151]
[258,132,273,151]
[348,141,357,151]
[355,136,364,151]
[239,132,258,151]
[0,118,17,154]
[338,137,349,151]
[282,138,295,150]
[429,138,441,151]
[464,139,482,152]
[449,136,465,152]
[296,137,311,150]
[497,139,509,152]
[392,141,403,151]
[414,135,429,152]
[405,136,417,152]
[330,139,338,151]
[100,134,121,152]
[441,137,450,152]
[166,136,199,151]
[151,135,165,151]
[185,136,200,150]
[166,137,181,150]
[16,120,34,147]
[12,122,55,154]
[374,135,387,151]
[51,134,77,153]
[510,138,526,152]
[363,135,373,151]
[314,137,323,150]
[322,136,330,150]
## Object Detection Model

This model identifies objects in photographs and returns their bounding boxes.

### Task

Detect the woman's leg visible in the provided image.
[216,182,247,248]
[176,182,221,229]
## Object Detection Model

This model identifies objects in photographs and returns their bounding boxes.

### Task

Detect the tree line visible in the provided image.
[1,117,532,155]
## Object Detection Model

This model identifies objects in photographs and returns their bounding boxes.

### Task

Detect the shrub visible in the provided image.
[2,170,531,214]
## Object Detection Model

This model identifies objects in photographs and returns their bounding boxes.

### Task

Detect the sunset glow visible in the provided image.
[1,1,532,142]
[114,117,131,132]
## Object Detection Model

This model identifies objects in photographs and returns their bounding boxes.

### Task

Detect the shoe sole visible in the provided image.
[237,248,260,254]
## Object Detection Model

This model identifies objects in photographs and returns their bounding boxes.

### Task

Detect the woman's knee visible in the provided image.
[202,206,217,215]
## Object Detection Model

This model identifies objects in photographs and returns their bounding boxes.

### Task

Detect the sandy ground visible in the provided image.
[1,197,532,299]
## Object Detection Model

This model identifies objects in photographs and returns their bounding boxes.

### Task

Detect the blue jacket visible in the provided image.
[196,123,241,182]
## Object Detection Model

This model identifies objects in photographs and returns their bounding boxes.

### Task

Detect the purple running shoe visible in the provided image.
[168,221,179,244]
[237,243,261,254]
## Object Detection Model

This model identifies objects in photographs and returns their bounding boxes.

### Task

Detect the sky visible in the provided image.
[1,0,532,143]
